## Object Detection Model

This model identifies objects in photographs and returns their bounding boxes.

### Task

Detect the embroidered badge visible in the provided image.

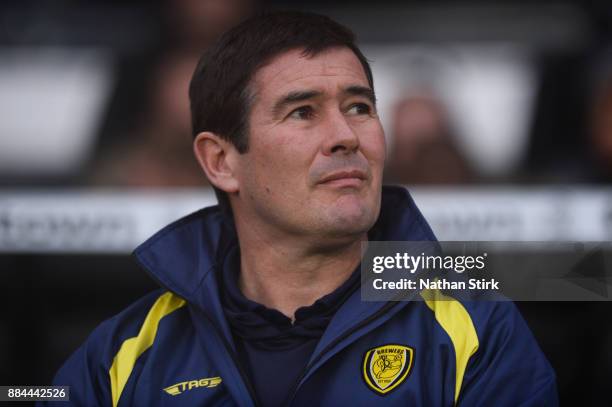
[362,344,414,395]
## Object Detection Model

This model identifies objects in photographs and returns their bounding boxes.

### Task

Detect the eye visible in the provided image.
[347,103,372,115]
[288,106,315,120]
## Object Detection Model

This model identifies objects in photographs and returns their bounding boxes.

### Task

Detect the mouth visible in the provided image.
[318,169,367,188]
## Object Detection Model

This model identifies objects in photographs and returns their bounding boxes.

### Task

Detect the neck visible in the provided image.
[234,220,365,321]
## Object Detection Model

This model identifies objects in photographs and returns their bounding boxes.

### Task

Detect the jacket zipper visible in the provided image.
[200,311,262,407]
[284,301,399,406]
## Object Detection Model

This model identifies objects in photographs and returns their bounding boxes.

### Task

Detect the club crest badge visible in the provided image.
[362,344,414,395]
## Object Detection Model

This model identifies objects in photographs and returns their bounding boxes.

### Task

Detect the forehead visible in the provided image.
[250,47,369,99]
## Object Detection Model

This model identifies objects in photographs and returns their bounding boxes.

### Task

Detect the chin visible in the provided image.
[321,200,378,236]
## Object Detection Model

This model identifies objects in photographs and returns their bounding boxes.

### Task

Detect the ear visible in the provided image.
[193,132,240,193]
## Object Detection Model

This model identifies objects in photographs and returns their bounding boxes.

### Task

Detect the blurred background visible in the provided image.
[1,0,611,405]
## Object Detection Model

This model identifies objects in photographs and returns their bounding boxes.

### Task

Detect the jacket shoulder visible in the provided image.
[50,289,187,406]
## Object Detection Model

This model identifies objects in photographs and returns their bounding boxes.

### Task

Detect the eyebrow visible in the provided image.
[272,90,321,117]
[271,85,377,118]
[343,85,377,106]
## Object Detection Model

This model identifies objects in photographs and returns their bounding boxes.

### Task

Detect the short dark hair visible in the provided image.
[189,11,374,213]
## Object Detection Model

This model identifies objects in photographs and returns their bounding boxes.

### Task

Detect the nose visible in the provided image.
[321,110,360,155]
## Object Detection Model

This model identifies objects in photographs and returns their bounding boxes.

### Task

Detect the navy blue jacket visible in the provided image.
[48,187,558,406]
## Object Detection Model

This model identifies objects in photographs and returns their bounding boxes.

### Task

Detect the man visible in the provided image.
[48,12,557,406]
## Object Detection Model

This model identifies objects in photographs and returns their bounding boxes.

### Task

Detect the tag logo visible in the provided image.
[362,344,414,395]
[163,376,222,396]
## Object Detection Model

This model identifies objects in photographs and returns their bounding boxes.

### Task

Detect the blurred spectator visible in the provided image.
[163,0,255,53]
[384,93,474,185]
[91,52,204,187]
[589,72,612,182]
[523,51,590,183]
[91,0,256,187]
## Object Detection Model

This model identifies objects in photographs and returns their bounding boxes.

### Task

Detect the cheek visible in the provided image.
[248,137,313,191]
[362,126,387,168]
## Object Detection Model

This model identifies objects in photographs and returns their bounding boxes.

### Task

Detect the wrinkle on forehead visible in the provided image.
[251,47,370,99]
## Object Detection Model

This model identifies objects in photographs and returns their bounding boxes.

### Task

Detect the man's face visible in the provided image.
[232,46,386,240]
